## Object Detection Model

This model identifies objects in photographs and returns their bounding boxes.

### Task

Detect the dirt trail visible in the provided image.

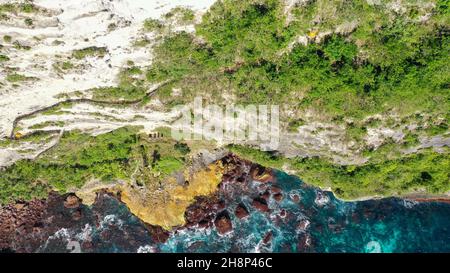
[0,0,215,138]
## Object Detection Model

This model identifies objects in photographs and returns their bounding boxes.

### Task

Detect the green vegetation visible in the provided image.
[145,0,449,123]
[72,46,107,59]
[1,0,448,204]
[165,7,195,23]
[0,128,137,204]
[52,40,64,46]
[21,3,36,13]
[0,131,55,148]
[92,86,145,101]
[0,2,38,14]
[24,18,33,26]
[0,2,40,21]
[107,23,117,31]
[153,157,184,177]
[425,122,449,136]
[402,133,420,148]
[13,41,31,50]
[53,61,75,73]
[3,35,11,42]
[6,73,32,83]
[92,67,146,101]
[0,54,9,62]
[29,120,65,130]
[61,61,74,70]
[229,145,450,199]
[174,142,191,155]
[362,139,404,163]
[0,162,50,204]
[143,18,164,32]
[0,3,16,13]
[287,119,305,132]
[346,124,367,142]
[0,127,190,204]
[133,38,151,47]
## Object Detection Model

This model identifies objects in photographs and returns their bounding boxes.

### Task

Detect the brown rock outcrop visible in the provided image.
[235,204,249,219]
[252,197,269,212]
[214,210,233,235]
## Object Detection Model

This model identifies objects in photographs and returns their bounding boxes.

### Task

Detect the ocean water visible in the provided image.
[38,170,450,253]
[160,170,450,253]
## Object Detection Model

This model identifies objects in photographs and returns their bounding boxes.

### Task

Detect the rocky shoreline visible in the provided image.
[0,154,276,252]
[1,154,449,253]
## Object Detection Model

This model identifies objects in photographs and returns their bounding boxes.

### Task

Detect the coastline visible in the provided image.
[316,186,450,203]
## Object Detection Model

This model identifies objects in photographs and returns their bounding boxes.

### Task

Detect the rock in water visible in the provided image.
[214,211,233,235]
[234,204,249,219]
[273,193,283,202]
[252,197,270,212]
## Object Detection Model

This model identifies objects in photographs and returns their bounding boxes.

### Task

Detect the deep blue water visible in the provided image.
[39,170,450,253]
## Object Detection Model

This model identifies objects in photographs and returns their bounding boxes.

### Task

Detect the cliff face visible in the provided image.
[0,0,216,138]
[2,154,449,253]
[1,0,448,200]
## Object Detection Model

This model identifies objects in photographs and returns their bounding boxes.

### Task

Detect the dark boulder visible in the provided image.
[234,204,249,219]
[252,197,269,212]
[214,210,233,235]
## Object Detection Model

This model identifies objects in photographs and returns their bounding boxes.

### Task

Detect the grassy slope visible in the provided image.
[229,145,449,199]
[145,0,449,199]
[147,0,450,198]
[0,127,188,204]
[0,0,448,203]
[146,0,449,121]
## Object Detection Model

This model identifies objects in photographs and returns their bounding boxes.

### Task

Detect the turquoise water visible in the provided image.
[160,171,450,253]
[38,170,450,253]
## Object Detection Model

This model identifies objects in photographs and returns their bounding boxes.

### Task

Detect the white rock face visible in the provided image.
[0,0,216,138]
